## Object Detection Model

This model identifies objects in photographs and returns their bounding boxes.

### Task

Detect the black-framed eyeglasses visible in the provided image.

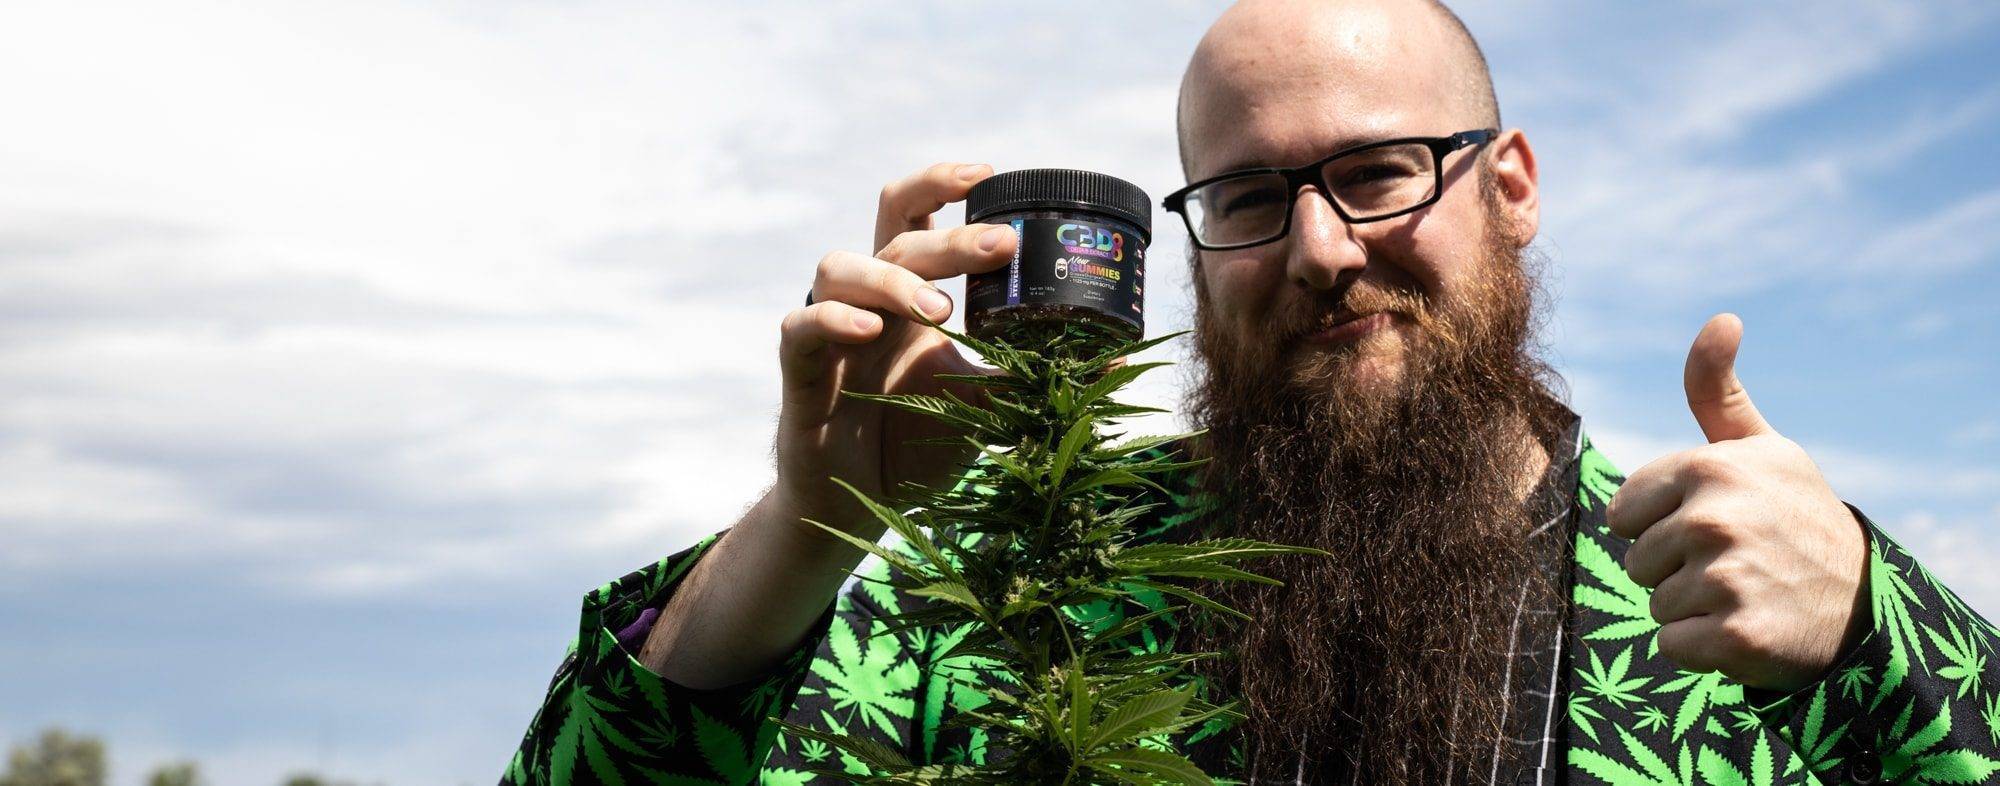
[1163,128,1498,250]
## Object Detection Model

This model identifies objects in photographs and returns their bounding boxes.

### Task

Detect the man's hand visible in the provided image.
[778,161,1017,542]
[643,161,1014,689]
[1606,313,1870,692]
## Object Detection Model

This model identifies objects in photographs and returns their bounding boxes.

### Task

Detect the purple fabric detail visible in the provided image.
[615,606,660,654]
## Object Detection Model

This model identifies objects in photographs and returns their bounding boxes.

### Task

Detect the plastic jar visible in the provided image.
[963,168,1151,346]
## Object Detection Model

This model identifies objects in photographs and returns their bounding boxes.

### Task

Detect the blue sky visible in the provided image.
[1,1,1995,783]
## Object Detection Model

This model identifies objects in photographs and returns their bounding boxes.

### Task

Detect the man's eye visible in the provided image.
[1339,164,1412,186]
[1220,189,1282,214]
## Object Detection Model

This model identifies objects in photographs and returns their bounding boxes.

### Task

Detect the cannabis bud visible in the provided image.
[779,313,1323,784]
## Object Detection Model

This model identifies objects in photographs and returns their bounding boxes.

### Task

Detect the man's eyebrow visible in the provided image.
[1203,134,1386,179]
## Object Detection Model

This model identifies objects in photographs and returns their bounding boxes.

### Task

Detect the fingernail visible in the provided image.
[916,287,950,317]
[978,225,1010,252]
[851,311,880,331]
[955,164,986,181]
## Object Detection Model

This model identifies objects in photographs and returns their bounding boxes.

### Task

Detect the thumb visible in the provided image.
[1684,313,1775,443]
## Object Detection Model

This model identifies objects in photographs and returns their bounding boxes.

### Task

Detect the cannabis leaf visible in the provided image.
[693,704,758,784]
[1583,645,1652,709]
[1925,616,1987,700]
[1577,437,1623,509]
[1636,705,1670,734]
[1866,697,2000,785]
[1574,536,1660,646]
[1869,544,1931,711]
[1836,664,1874,704]
[1984,692,2000,749]
[1569,694,1607,745]
[1653,670,1721,741]
[803,619,919,744]
[1695,735,1774,786]
[1568,733,1692,786]
[1785,686,1850,776]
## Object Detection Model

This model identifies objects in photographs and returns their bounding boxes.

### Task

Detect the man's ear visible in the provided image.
[1487,128,1539,246]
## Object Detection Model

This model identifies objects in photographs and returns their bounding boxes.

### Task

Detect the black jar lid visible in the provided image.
[965,168,1152,242]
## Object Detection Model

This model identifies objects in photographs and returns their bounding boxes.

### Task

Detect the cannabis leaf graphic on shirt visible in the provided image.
[1574,535,1661,647]
[1863,697,2000,785]
[1569,729,1693,786]
[802,617,917,744]
[1780,686,1849,776]
[1983,693,2000,749]
[1652,670,1722,741]
[693,704,758,784]
[1836,664,1873,704]
[1577,437,1621,509]
[1924,616,1986,700]
[1869,540,1932,710]
[1694,734,1774,786]
[1636,705,1670,734]
[1570,694,1608,745]
[1583,645,1653,709]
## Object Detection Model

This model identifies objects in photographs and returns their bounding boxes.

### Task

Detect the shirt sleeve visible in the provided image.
[499,532,838,785]
[1748,504,2000,785]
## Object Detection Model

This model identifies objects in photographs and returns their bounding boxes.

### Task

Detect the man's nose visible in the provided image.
[1283,186,1367,291]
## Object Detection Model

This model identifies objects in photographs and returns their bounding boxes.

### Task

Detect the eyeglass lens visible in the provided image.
[1184,141,1441,246]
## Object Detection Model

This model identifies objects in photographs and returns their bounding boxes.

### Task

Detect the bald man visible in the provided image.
[502,2,2000,783]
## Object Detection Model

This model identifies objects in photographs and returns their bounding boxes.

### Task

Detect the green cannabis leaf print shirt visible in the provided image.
[502,417,2000,785]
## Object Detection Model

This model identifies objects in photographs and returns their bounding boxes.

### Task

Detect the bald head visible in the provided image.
[1177,0,1499,180]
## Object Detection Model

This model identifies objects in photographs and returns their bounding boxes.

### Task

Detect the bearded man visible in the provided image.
[501,1,2000,784]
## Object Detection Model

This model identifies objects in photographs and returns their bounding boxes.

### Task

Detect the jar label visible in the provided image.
[966,216,1145,331]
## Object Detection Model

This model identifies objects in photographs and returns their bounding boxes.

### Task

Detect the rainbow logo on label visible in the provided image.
[1057,223,1125,262]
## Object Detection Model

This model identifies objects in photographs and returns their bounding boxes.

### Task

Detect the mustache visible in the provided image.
[1279,282,1438,347]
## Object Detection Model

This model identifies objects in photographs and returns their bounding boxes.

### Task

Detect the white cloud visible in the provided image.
[0,0,1238,600]
[0,0,871,600]
[1519,2,2000,337]
[1579,422,2000,517]
[1953,417,2000,447]
[0,443,201,530]
[1808,442,2000,506]
[1639,4,1935,144]
[1882,505,2000,618]
[1845,187,2000,280]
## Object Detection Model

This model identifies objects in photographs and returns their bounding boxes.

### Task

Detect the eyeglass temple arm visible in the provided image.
[1451,128,1499,149]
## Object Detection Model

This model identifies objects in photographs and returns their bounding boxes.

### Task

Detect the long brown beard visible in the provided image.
[1180,179,1569,783]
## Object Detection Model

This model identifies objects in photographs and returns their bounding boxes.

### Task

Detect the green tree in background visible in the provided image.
[0,728,106,786]
[143,761,202,786]
[4,725,380,786]
[280,773,383,786]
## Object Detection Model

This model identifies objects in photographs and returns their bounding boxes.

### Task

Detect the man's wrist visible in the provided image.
[755,484,887,565]
[758,481,890,559]
[1834,503,1873,660]
[635,486,869,686]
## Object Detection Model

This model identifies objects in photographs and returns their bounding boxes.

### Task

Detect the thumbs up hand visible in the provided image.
[1606,314,1871,692]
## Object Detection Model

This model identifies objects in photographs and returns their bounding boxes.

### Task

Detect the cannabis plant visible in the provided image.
[778,316,1322,785]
